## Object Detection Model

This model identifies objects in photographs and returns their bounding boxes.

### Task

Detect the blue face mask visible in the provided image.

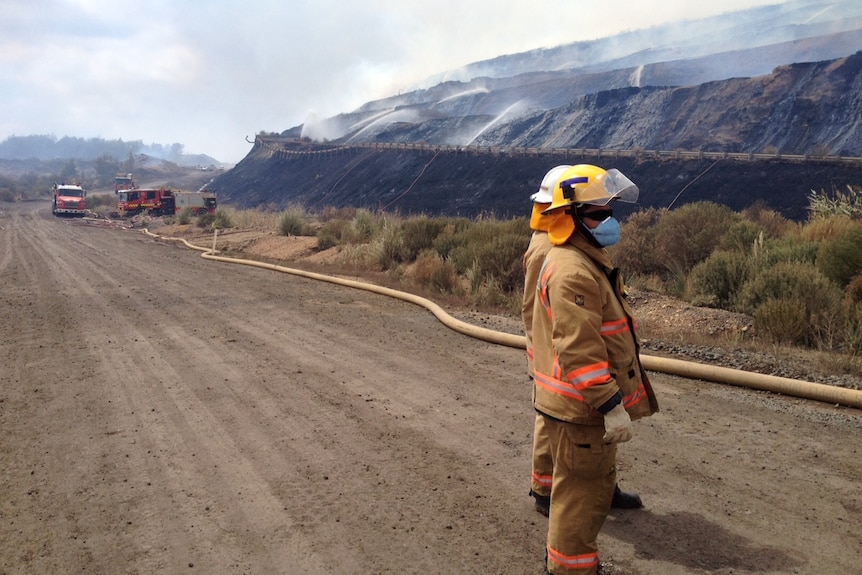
[590,216,621,247]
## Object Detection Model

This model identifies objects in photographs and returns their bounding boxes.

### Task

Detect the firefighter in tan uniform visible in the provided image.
[524,166,645,517]
[523,165,570,515]
[531,164,659,575]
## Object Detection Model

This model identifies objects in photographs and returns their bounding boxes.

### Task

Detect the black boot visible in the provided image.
[530,489,551,517]
[611,484,643,509]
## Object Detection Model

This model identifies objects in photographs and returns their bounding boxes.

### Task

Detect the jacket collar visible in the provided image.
[566,231,613,272]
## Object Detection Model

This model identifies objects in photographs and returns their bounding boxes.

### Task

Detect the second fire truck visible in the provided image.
[116,188,217,217]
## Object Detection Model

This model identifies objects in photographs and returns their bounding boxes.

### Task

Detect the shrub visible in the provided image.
[432,218,473,261]
[278,207,307,236]
[446,220,530,293]
[400,216,448,261]
[807,185,862,220]
[317,219,350,250]
[212,208,233,229]
[741,201,796,238]
[344,209,379,244]
[802,214,856,242]
[196,213,215,228]
[841,283,862,356]
[652,201,738,276]
[816,224,862,287]
[320,206,356,222]
[610,207,665,278]
[847,273,862,305]
[755,234,818,268]
[686,250,750,308]
[375,222,404,270]
[177,207,193,225]
[717,220,766,254]
[754,297,809,345]
[476,232,531,294]
[412,250,462,294]
[738,260,846,348]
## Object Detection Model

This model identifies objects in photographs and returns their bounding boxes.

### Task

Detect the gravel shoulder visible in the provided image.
[2,203,861,575]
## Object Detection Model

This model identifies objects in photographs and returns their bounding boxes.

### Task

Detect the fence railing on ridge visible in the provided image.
[252,136,862,164]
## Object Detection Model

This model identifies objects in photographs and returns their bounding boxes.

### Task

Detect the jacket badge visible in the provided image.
[575,295,585,306]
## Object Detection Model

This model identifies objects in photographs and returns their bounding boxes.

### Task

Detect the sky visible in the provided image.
[1,0,784,164]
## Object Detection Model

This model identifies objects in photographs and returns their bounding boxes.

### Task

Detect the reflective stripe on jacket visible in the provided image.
[531,232,658,425]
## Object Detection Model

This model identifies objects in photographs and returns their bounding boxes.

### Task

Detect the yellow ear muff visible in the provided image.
[530,203,552,231]
[547,211,575,245]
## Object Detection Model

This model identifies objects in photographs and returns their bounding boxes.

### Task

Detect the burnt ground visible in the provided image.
[3,201,860,575]
[210,142,861,222]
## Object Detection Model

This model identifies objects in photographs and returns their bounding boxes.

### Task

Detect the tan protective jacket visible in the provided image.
[531,232,659,426]
[522,230,553,376]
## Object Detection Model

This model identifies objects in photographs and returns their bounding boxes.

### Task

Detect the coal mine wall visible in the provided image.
[210,144,862,222]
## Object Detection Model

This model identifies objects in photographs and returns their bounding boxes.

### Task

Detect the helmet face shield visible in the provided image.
[575,169,639,206]
[542,165,639,216]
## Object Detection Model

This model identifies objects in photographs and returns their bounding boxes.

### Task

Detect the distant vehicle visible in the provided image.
[114,173,136,193]
[52,183,87,217]
[117,187,217,217]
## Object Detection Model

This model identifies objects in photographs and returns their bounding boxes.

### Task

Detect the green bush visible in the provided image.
[653,201,738,276]
[400,216,448,261]
[412,250,462,294]
[446,219,530,279]
[847,274,862,305]
[610,207,665,278]
[345,209,379,244]
[739,260,846,348]
[196,213,215,228]
[432,218,473,261]
[464,232,530,294]
[754,297,809,345]
[816,224,862,287]
[802,214,857,242]
[177,207,193,225]
[686,250,750,308]
[808,185,862,220]
[278,207,307,236]
[375,223,404,270]
[212,208,233,229]
[717,220,766,254]
[741,202,797,237]
[317,219,350,250]
[755,234,818,268]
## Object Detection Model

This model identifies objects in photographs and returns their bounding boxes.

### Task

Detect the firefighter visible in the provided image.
[523,164,569,515]
[531,164,659,575]
[524,166,645,517]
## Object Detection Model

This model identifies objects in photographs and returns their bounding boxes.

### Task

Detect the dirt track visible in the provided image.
[1,201,861,575]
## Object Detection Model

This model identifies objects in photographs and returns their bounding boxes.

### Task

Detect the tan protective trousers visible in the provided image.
[531,413,554,496]
[543,416,616,575]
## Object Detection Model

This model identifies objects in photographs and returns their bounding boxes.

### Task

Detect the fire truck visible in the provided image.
[114,173,136,193]
[116,187,217,217]
[52,183,87,217]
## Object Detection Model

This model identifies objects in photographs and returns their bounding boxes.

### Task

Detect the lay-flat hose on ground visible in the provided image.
[145,229,862,410]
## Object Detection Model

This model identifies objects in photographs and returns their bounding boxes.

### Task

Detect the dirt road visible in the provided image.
[1,202,860,575]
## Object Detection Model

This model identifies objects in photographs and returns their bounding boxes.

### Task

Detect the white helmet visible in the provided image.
[530,165,571,204]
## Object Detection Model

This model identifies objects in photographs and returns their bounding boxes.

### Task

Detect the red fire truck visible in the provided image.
[114,173,136,193]
[52,183,87,217]
[116,187,217,217]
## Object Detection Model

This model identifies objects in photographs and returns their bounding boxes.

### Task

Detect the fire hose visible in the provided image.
[144,229,862,410]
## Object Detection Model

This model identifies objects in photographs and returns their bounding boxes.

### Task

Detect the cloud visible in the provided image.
[0,0,790,163]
